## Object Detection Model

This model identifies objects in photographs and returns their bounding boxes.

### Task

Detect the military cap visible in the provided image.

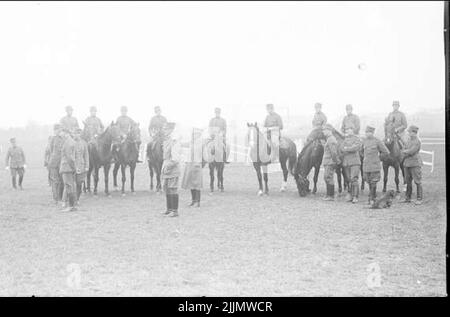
[323,123,334,131]
[9,137,16,142]
[65,105,73,111]
[365,126,375,133]
[315,102,322,108]
[90,106,97,112]
[215,107,221,112]
[120,105,128,111]
[392,100,400,106]
[407,125,419,133]
[266,103,274,109]
[345,104,353,109]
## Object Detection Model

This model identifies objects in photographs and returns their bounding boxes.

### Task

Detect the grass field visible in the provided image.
[0,143,446,296]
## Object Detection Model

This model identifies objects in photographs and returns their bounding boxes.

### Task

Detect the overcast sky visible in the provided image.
[0,1,445,129]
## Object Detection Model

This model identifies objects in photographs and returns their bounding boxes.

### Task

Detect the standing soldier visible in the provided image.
[48,124,65,204]
[385,100,408,144]
[84,106,104,142]
[161,122,182,217]
[341,104,360,135]
[361,126,389,205]
[322,124,341,201]
[181,128,204,207]
[401,125,423,205]
[73,128,89,205]
[340,124,362,203]
[209,107,228,163]
[148,106,168,137]
[59,129,77,212]
[4,138,26,190]
[44,135,53,186]
[60,105,80,133]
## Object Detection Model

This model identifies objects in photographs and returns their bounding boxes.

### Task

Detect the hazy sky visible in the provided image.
[0,1,445,129]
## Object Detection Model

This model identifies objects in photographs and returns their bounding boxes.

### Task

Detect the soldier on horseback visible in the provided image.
[263,103,283,162]
[60,105,80,134]
[385,100,408,144]
[114,106,141,162]
[84,106,104,142]
[208,107,229,163]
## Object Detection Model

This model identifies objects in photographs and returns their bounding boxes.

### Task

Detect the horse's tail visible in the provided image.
[287,141,297,176]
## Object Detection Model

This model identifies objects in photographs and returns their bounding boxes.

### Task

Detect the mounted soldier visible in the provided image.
[148,106,167,138]
[208,107,229,164]
[60,105,80,134]
[84,106,104,142]
[341,104,360,135]
[385,100,408,144]
[114,106,141,162]
[263,103,283,162]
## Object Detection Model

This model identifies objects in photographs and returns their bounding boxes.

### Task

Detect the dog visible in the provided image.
[366,189,396,209]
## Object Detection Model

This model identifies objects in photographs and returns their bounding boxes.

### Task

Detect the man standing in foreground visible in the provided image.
[401,125,423,205]
[340,124,362,203]
[361,126,389,205]
[5,137,26,190]
[59,129,77,212]
[73,128,89,205]
[322,124,341,201]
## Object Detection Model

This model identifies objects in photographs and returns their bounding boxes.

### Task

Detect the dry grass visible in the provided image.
[0,144,446,296]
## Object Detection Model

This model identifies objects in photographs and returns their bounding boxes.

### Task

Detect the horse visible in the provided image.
[246,122,297,196]
[112,123,141,195]
[203,132,229,193]
[146,130,164,193]
[381,120,405,193]
[293,127,348,196]
[83,122,121,196]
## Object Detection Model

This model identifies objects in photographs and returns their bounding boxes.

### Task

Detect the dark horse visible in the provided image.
[294,127,348,196]
[146,130,164,193]
[113,123,141,195]
[247,123,297,195]
[203,132,229,193]
[381,120,405,193]
[83,122,121,196]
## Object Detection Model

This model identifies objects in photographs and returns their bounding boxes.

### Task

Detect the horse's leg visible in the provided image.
[394,163,400,193]
[93,167,99,195]
[360,164,365,191]
[209,163,215,193]
[262,165,269,195]
[86,168,91,193]
[336,166,342,194]
[113,162,120,190]
[382,163,388,193]
[130,163,136,193]
[149,163,154,191]
[121,164,126,195]
[313,165,320,194]
[219,163,224,191]
[104,164,110,196]
[156,163,162,193]
[280,158,288,192]
[253,163,263,195]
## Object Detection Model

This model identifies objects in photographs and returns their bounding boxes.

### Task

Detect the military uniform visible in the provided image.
[264,112,283,130]
[209,116,227,136]
[402,126,423,203]
[74,138,89,201]
[323,129,340,199]
[340,134,362,201]
[60,116,80,133]
[48,134,65,202]
[5,145,26,189]
[361,130,389,203]
[116,115,137,135]
[161,128,182,217]
[341,114,361,135]
[182,128,204,206]
[306,111,327,142]
[60,135,77,209]
[149,115,168,136]
[84,115,104,141]
[385,110,408,144]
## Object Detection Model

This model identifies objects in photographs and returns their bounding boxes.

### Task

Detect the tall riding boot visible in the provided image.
[162,194,171,214]
[329,185,335,200]
[346,183,353,202]
[402,184,412,203]
[11,176,17,189]
[322,184,332,201]
[415,184,423,205]
[169,194,179,217]
[195,190,201,207]
[352,182,359,203]
[18,175,24,189]
[189,190,196,206]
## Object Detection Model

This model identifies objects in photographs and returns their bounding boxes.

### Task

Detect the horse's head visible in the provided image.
[295,174,310,197]
[246,122,259,148]
[127,123,141,143]
[104,121,122,145]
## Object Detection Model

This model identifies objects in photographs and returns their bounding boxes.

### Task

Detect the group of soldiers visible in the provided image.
[4,100,424,214]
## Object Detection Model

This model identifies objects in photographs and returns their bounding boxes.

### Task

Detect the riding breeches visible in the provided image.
[163,177,179,194]
[323,164,336,185]
[61,172,76,207]
[363,171,381,184]
[344,165,360,183]
[49,167,63,201]
[404,166,422,185]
